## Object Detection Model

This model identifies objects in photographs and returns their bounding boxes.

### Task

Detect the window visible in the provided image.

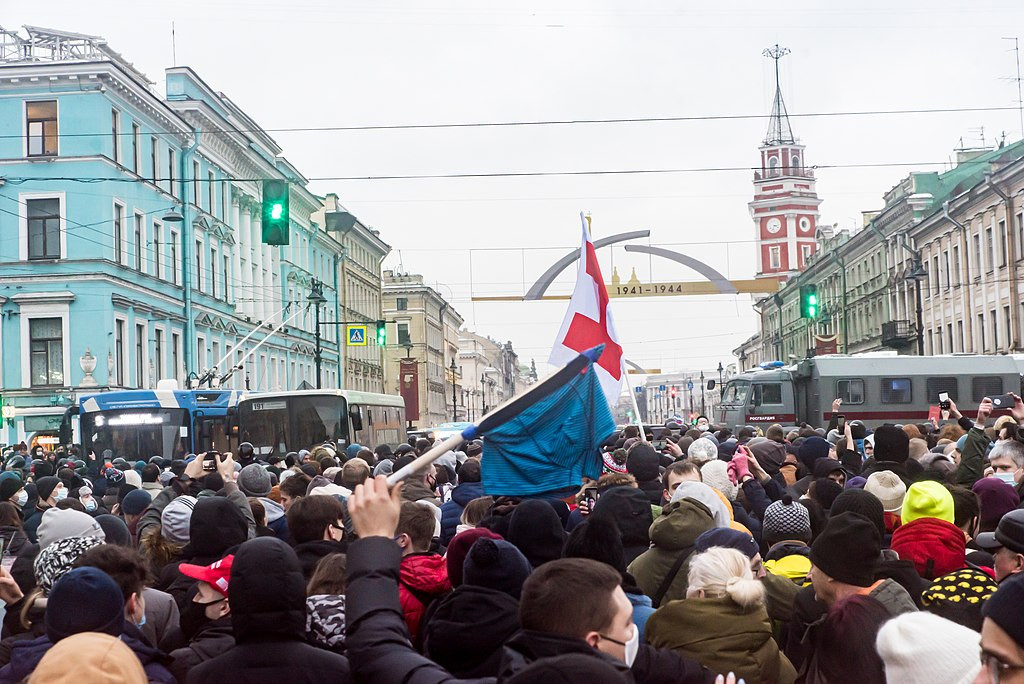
[223,254,231,301]
[210,247,217,298]
[221,183,228,221]
[150,137,159,184]
[952,245,960,285]
[992,309,998,350]
[751,383,783,406]
[135,323,145,388]
[212,341,220,372]
[193,160,201,207]
[999,219,1008,267]
[836,379,865,405]
[27,198,61,260]
[207,170,215,213]
[155,328,164,380]
[881,377,912,404]
[926,377,957,403]
[973,233,982,277]
[168,149,176,197]
[111,108,121,164]
[801,244,812,266]
[197,336,207,372]
[195,240,203,292]
[979,313,986,350]
[131,123,140,173]
[171,332,181,382]
[26,101,58,156]
[986,227,994,272]
[1018,212,1024,261]
[170,231,179,285]
[932,255,940,290]
[947,323,954,353]
[153,221,162,280]
[958,320,965,352]
[972,376,1003,402]
[113,203,124,265]
[768,246,781,269]
[115,319,125,386]
[1006,306,1012,350]
[134,212,144,272]
[397,297,408,311]
[29,318,63,387]
[397,322,411,346]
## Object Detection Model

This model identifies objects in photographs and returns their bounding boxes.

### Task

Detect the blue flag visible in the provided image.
[480,352,616,497]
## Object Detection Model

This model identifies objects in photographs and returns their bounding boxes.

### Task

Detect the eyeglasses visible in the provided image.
[981,651,1024,683]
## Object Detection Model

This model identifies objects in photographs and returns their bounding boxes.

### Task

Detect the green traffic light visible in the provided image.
[270,203,284,220]
[808,294,817,305]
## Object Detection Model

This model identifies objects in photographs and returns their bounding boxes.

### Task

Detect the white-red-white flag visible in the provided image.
[549,213,624,408]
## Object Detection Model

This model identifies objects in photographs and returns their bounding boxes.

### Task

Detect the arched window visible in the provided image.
[768,156,780,176]
[791,154,801,168]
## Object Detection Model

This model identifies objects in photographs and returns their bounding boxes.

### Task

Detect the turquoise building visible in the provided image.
[0,26,349,446]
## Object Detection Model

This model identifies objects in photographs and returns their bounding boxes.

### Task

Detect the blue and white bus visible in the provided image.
[74,381,243,460]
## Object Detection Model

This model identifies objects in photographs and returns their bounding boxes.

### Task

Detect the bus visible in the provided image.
[236,389,406,459]
[718,354,1024,430]
[74,381,243,460]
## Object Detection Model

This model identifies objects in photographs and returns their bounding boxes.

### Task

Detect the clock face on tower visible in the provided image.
[766,218,782,234]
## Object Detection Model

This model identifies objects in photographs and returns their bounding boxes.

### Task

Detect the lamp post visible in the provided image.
[717,361,724,388]
[308,279,327,389]
[906,257,928,356]
[700,370,706,416]
[450,358,458,422]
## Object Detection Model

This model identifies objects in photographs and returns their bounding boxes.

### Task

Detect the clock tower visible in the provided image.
[750,45,821,280]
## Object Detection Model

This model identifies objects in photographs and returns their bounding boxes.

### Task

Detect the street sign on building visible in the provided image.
[347,325,368,346]
[687,381,694,390]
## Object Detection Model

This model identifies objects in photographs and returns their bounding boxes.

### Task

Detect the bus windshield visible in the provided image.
[722,380,751,405]
[81,408,188,460]
[238,395,348,458]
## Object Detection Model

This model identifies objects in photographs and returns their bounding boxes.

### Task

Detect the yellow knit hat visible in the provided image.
[901,480,954,524]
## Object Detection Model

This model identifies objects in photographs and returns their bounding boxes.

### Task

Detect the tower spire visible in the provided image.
[762,44,795,145]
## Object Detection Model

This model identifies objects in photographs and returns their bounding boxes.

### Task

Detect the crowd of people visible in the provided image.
[0,394,1023,683]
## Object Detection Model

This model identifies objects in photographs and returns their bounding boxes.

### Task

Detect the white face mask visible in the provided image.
[14,490,27,507]
[994,472,1018,485]
[53,486,67,502]
[623,623,639,667]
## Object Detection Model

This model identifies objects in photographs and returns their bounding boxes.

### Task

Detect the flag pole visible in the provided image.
[620,359,647,441]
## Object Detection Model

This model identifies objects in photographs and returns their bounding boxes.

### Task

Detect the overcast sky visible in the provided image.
[8,1,1024,378]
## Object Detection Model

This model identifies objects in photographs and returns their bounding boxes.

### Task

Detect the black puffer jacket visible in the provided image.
[422,584,520,678]
[187,537,350,684]
[590,487,653,565]
[169,616,233,683]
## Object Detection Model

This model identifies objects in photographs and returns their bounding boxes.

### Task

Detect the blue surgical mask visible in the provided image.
[136,612,147,628]
[53,487,67,502]
[994,472,1017,485]
[84,499,98,512]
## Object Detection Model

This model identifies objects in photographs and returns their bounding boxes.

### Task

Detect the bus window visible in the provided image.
[881,378,912,404]
[836,379,865,405]
[972,376,1003,402]
[925,377,958,404]
[752,383,783,406]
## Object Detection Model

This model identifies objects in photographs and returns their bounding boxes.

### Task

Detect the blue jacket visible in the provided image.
[440,481,485,546]
[626,590,656,643]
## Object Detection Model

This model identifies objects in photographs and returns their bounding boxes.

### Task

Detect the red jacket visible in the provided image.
[890,517,966,580]
[398,552,452,644]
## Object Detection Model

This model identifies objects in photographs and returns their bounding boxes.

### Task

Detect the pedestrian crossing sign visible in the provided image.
[347,325,368,346]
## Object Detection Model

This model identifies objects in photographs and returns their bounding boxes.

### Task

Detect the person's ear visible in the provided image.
[583,631,601,648]
[218,598,230,618]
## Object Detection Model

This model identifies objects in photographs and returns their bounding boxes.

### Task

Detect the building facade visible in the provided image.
[0,26,349,445]
[310,193,390,393]
[744,141,1024,366]
[382,271,464,429]
[458,330,520,421]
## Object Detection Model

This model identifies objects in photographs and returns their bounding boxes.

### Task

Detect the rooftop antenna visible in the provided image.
[171,21,176,65]
[1003,37,1024,139]
[762,44,795,145]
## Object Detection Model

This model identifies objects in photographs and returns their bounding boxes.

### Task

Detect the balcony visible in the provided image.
[881,320,916,348]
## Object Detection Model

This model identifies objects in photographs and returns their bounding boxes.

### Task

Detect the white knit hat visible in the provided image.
[700,460,738,501]
[875,611,980,684]
[864,471,907,513]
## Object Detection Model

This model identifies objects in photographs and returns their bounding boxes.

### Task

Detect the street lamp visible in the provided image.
[717,361,724,388]
[700,370,706,416]
[906,257,928,356]
[450,358,458,422]
[307,279,328,389]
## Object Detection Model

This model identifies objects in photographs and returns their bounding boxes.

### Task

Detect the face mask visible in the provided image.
[136,612,147,628]
[622,623,639,667]
[180,598,221,640]
[14,490,27,507]
[53,487,67,502]
[994,472,1017,485]
[84,499,98,512]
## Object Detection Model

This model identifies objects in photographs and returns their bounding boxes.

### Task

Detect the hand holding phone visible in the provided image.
[991,393,1017,409]
[835,415,846,432]
[938,392,951,410]
[583,487,598,512]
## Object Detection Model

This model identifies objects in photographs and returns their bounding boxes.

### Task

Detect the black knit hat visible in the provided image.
[0,477,23,502]
[982,574,1024,647]
[563,517,626,573]
[35,476,60,502]
[873,425,910,464]
[810,512,880,587]
[463,538,532,599]
[831,488,885,540]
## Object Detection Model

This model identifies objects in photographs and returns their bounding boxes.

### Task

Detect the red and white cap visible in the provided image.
[178,555,234,597]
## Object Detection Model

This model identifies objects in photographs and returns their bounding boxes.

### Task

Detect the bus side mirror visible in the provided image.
[350,407,363,432]
[706,380,716,390]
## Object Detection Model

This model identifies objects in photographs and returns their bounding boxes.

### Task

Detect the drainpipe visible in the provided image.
[942,201,972,351]
[986,175,1019,351]
[333,252,342,388]
[179,130,200,374]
